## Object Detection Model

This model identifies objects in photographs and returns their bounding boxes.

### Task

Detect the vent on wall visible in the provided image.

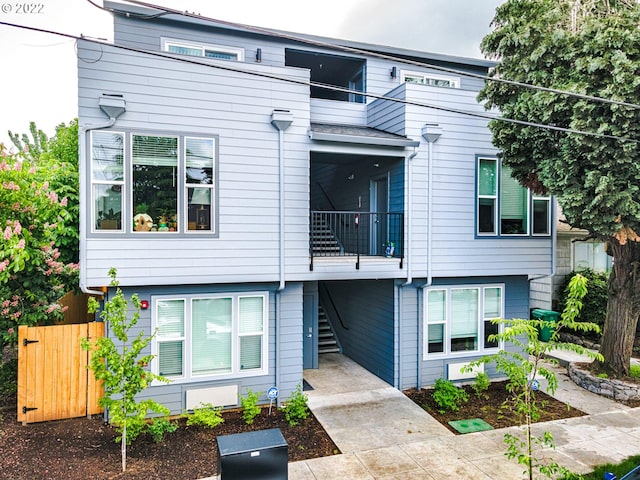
[185,385,238,410]
[447,362,484,381]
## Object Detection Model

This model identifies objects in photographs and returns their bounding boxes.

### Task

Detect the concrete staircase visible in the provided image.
[318,303,340,354]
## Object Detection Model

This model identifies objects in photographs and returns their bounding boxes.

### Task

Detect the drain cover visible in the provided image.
[448,418,493,434]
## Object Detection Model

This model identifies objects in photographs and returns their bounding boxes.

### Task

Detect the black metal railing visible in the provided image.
[310,211,404,270]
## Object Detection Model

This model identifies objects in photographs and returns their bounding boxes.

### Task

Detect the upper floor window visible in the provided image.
[477,157,550,237]
[425,285,503,357]
[574,241,613,272]
[162,38,244,61]
[152,292,268,382]
[91,131,216,234]
[401,70,460,88]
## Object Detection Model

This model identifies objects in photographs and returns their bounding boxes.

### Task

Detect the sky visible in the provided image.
[0,0,503,147]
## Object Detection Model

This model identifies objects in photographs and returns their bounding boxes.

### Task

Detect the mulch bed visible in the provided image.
[0,405,339,480]
[404,380,586,434]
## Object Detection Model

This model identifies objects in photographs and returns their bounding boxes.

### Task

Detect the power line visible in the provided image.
[0,20,638,144]
[116,0,640,111]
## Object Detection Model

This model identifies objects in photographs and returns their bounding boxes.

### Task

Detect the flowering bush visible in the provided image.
[0,136,78,350]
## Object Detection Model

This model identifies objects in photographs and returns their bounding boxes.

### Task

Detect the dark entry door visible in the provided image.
[302,293,318,369]
[371,175,389,256]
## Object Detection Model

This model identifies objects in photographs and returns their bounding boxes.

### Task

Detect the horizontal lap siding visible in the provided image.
[401,84,552,278]
[104,282,302,416]
[78,41,310,287]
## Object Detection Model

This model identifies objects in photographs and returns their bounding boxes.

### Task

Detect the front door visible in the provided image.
[371,175,389,256]
[303,292,318,369]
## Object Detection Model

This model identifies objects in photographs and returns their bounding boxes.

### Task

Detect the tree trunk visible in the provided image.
[597,238,640,376]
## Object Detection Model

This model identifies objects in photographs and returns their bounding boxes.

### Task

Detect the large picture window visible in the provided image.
[153,293,268,381]
[477,157,550,237]
[90,131,216,234]
[425,285,503,357]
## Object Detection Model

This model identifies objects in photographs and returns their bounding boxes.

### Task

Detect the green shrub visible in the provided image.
[471,372,491,399]
[186,403,224,429]
[556,269,608,337]
[240,389,262,425]
[281,384,309,426]
[630,365,640,379]
[432,378,468,414]
[147,417,178,443]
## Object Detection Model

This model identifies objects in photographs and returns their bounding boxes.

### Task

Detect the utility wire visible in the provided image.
[0,20,638,144]
[116,0,640,111]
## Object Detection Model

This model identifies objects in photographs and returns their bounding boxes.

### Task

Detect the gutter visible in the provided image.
[79,94,127,296]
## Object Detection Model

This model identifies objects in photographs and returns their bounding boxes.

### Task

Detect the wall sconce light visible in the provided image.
[140,300,149,310]
[373,162,380,168]
[390,66,397,79]
[347,173,355,181]
[256,48,262,62]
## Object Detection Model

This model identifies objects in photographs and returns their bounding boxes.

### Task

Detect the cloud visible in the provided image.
[336,0,504,58]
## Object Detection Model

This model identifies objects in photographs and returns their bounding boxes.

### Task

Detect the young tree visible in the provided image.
[82,268,170,472]
[479,0,640,376]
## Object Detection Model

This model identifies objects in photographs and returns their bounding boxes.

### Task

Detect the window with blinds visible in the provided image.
[153,293,268,381]
[163,39,244,61]
[500,166,528,234]
[89,131,217,235]
[476,156,550,237]
[424,285,503,357]
[132,135,178,233]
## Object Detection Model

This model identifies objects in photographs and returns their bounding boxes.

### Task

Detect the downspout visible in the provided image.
[402,147,419,286]
[79,94,127,296]
[418,124,443,389]
[399,147,418,390]
[528,197,557,306]
[270,109,293,402]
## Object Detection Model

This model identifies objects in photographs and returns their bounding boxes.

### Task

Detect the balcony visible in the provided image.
[310,211,404,270]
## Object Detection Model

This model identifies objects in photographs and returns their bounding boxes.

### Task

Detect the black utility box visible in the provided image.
[217,428,288,480]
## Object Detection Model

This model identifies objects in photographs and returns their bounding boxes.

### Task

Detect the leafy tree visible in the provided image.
[0,142,78,350]
[469,274,600,480]
[479,0,640,376]
[82,268,170,472]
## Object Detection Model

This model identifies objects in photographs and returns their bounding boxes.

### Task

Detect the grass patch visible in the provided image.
[581,454,640,480]
[630,364,640,379]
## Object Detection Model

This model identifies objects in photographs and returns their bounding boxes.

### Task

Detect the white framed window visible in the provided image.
[90,132,216,234]
[162,38,244,61]
[153,292,269,382]
[477,156,551,237]
[400,70,460,88]
[91,131,125,231]
[424,285,503,358]
[573,241,613,272]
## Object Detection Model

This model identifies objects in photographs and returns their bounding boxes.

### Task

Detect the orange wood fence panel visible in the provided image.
[17,323,104,424]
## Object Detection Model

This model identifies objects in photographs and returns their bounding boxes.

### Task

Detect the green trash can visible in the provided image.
[532,309,560,342]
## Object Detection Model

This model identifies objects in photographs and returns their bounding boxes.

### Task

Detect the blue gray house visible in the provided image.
[77,1,554,414]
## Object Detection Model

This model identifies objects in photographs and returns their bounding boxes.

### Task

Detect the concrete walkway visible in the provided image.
[287,353,640,479]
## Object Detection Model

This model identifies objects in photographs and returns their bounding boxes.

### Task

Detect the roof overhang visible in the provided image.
[309,123,420,148]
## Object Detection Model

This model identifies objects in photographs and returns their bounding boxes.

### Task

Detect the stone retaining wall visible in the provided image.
[567,362,640,402]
